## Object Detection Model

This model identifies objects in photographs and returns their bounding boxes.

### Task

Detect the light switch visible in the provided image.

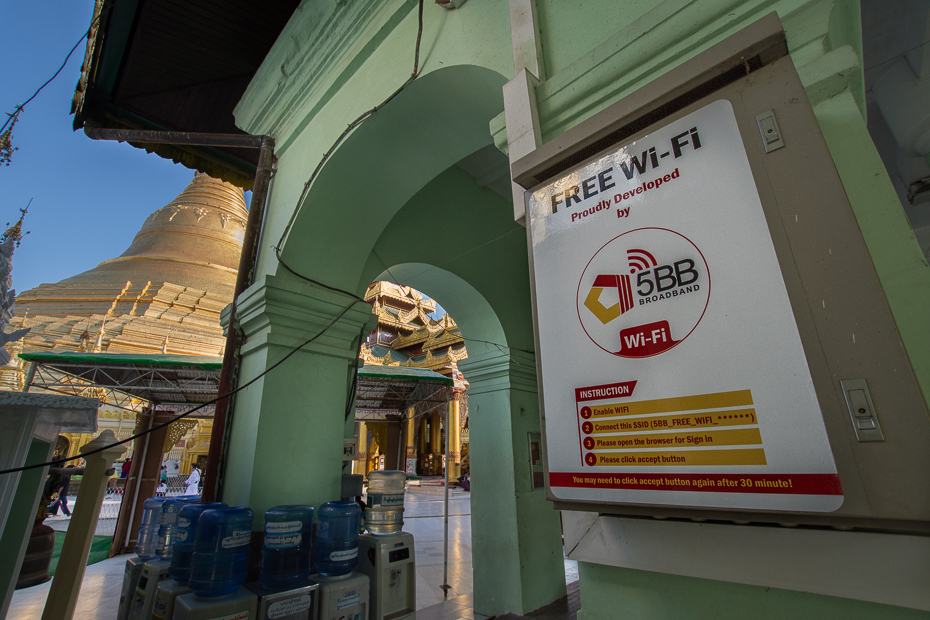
[840,379,884,442]
[755,110,785,152]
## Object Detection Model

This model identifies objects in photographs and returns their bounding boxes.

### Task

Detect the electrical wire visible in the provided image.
[0,0,532,477]
[0,0,426,477]
[1,0,130,135]
[0,298,363,476]
[273,0,425,300]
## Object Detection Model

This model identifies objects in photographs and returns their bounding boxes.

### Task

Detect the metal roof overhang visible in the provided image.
[19,351,223,408]
[18,354,451,421]
[72,0,300,187]
[354,365,451,422]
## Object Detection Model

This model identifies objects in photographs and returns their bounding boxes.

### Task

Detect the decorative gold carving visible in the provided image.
[163,419,197,453]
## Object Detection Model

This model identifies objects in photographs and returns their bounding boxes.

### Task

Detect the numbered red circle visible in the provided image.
[581,421,593,434]
[584,453,597,466]
[583,437,595,450]
[580,407,592,419]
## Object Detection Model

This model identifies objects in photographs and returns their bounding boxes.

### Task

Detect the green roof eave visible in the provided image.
[19,351,224,371]
[357,365,452,386]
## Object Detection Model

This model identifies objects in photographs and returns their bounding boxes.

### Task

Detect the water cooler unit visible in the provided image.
[356,532,416,620]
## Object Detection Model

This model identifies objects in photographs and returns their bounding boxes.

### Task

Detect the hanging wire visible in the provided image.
[0,298,363,476]
[273,0,425,301]
[0,0,131,136]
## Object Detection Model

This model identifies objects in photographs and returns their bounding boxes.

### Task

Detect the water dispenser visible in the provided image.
[314,500,361,577]
[365,471,406,536]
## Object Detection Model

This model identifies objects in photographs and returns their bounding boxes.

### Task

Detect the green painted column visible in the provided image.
[575,563,928,620]
[811,89,930,408]
[220,274,376,525]
[460,349,566,617]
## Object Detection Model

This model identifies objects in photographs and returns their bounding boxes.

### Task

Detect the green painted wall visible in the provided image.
[812,89,930,409]
[576,563,929,620]
[226,0,930,616]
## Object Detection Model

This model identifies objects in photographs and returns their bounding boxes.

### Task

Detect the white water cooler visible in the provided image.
[127,559,171,620]
[173,586,259,620]
[356,532,416,620]
[313,572,370,620]
[151,578,190,619]
[117,556,145,620]
[245,581,319,620]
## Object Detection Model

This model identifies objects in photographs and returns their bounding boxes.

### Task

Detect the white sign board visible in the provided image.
[530,99,842,512]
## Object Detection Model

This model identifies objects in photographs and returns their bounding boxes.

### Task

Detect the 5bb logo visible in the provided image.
[576,228,710,358]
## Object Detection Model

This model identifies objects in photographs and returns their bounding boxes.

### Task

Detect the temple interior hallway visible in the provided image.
[8,485,579,619]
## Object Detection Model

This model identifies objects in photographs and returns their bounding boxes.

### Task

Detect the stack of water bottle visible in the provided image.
[119,470,408,619]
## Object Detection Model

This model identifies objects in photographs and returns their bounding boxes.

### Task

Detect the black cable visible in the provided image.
[273,0,425,298]
[0,298,363,476]
[0,0,426,476]
[1,0,130,135]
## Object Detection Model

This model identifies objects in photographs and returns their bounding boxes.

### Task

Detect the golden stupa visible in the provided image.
[9,173,246,361]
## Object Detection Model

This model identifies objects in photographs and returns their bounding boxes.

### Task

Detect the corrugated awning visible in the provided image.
[354,365,451,421]
[19,351,223,406]
[17,355,452,418]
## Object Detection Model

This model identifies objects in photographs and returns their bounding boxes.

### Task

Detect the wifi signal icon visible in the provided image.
[627,249,658,274]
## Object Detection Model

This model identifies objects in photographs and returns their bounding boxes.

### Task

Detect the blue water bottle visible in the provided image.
[259,505,314,590]
[188,507,254,598]
[156,497,200,560]
[169,502,226,584]
[314,500,360,577]
[135,497,168,559]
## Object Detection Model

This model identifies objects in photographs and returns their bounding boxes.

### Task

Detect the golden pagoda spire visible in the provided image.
[93,315,107,353]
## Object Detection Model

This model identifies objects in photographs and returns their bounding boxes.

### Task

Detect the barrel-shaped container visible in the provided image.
[259,505,314,590]
[314,501,360,577]
[169,502,226,584]
[135,497,168,559]
[156,497,200,560]
[188,507,254,598]
[365,470,406,535]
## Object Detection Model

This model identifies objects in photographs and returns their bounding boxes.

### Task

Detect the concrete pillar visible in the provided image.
[404,407,416,474]
[448,395,461,481]
[460,349,566,616]
[42,430,126,620]
[430,411,442,475]
[220,275,375,524]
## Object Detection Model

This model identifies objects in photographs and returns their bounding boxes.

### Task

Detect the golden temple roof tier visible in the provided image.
[365,281,436,312]
[50,174,246,299]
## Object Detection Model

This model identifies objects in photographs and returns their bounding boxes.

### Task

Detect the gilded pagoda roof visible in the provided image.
[362,281,467,377]
[365,281,437,312]
[360,342,468,373]
[9,174,245,363]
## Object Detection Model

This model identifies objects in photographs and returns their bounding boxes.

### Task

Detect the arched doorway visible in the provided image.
[224,64,566,615]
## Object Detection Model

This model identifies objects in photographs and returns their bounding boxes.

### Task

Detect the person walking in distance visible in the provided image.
[47,466,74,517]
[185,464,201,495]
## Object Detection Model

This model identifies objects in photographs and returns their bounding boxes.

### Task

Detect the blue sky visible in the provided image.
[1,3,446,321]
[1,2,205,294]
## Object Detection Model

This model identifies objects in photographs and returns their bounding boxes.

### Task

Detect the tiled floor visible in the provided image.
[8,554,126,620]
[10,487,578,619]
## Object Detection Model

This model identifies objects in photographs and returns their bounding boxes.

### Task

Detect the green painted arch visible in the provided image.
[372,262,507,351]
[360,164,536,352]
[276,64,508,295]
